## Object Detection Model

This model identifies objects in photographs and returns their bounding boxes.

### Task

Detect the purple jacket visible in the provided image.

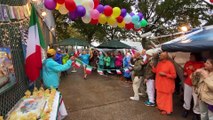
[115,55,123,67]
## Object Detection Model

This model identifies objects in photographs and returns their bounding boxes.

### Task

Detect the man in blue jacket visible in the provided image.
[42,49,75,89]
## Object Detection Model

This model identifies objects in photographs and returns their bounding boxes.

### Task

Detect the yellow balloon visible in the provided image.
[55,3,61,10]
[112,7,121,18]
[58,4,68,15]
[118,21,125,28]
[98,14,107,24]
[107,16,116,26]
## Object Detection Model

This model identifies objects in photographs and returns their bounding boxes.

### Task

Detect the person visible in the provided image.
[79,50,90,79]
[62,49,70,76]
[141,49,147,62]
[130,52,145,101]
[42,49,75,89]
[192,58,213,120]
[115,51,123,69]
[90,49,98,70]
[144,51,158,106]
[123,52,132,83]
[55,48,63,65]
[110,52,115,70]
[104,52,111,74]
[182,53,204,119]
[98,51,105,70]
[151,52,176,115]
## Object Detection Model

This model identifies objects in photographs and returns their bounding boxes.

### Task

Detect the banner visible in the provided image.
[0,3,30,21]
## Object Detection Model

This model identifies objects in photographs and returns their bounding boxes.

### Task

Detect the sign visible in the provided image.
[0,47,16,94]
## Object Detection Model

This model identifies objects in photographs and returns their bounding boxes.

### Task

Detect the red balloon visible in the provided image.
[104,6,113,16]
[65,0,76,12]
[90,19,98,25]
[210,0,213,3]
[116,16,123,23]
[56,0,64,4]
[93,0,100,8]
[125,23,134,30]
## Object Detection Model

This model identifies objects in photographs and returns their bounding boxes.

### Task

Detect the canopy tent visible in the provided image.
[57,38,89,46]
[96,40,132,49]
[162,25,213,52]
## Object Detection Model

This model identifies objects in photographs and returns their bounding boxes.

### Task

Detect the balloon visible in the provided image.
[69,10,78,21]
[74,0,83,5]
[104,5,113,16]
[82,0,94,11]
[116,16,123,23]
[93,0,100,8]
[125,23,134,30]
[55,3,61,10]
[112,7,121,17]
[82,14,91,23]
[96,4,104,13]
[134,22,141,29]
[137,12,144,21]
[111,23,118,28]
[44,0,56,10]
[98,14,107,24]
[120,8,127,17]
[107,16,116,26]
[90,19,98,24]
[65,0,76,12]
[130,12,135,16]
[90,9,100,19]
[76,5,86,17]
[56,0,64,4]
[140,19,148,27]
[132,15,140,24]
[123,14,131,24]
[58,4,69,14]
[118,21,125,28]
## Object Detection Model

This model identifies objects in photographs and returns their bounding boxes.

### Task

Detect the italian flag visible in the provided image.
[25,5,45,82]
[74,61,81,68]
[116,69,122,74]
[97,69,103,75]
[86,66,93,74]
[107,70,112,74]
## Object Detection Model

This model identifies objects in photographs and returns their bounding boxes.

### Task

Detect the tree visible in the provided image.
[53,11,85,42]
[131,0,213,48]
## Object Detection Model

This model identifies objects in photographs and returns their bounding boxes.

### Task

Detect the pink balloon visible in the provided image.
[90,9,100,19]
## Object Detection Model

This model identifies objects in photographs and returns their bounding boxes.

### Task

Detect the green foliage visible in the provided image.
[54,0,212,47]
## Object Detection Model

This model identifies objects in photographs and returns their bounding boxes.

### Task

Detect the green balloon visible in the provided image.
[140,19,148,27]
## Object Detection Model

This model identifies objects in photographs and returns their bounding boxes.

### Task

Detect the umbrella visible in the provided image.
[162,25,213,52]
[57,38,89,46]
[96,40,132,49]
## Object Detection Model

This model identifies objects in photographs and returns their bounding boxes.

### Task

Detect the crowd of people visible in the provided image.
[41,47,213,120]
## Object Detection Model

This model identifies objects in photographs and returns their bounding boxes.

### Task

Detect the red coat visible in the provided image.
[184,61,204,86]
[153,60,176,93]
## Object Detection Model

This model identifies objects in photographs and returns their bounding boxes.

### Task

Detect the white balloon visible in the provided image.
[82,0,94,11]
[74,0,84,5]
[111,23,118,28]
[124,14,132,24]
[82,14,91,24]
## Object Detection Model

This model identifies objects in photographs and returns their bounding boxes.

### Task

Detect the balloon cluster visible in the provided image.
[44,0,148,31]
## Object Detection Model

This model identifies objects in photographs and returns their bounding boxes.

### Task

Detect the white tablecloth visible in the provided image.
[49,91,68,120]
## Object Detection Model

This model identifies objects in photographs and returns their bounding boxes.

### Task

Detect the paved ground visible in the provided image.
[59,69,193,120]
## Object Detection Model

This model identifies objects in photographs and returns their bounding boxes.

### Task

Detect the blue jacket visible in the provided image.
[42,58,72,88]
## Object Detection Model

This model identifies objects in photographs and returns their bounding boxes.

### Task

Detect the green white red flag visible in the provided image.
[25,5,45,82]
